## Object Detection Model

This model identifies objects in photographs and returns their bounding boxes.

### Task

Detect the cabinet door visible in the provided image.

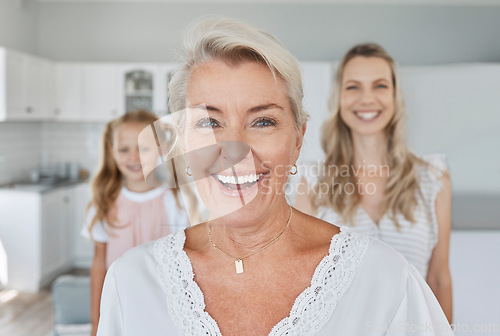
[72,183,94,268]
[5,50,54,120]
[81,64,120,121]
[5,50,28,118]
[156,64,177,116]
[39,59,56,120]
[55,63,82,121]
[119,64,157,115]
[42,188,73,277]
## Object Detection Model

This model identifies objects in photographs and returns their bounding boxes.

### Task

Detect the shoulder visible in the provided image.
[112,240,156,275]
[352,233,409,291]
[112,230,185,275]
[418,153,448,180]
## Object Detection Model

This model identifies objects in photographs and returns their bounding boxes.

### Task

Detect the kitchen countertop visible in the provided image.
[0,177,89,193]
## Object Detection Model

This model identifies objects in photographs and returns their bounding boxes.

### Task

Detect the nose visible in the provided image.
[220,141,251,169]
[360,87,375,104]
[132,148,141,162]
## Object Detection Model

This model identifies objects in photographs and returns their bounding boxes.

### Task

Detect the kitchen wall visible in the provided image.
[40,122,104,178]
[0,123,41,185]
[37,3,500,64]
[0,121,103,185]
[0,0,39,54]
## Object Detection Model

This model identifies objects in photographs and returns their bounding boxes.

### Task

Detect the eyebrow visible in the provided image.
[190,103,284,113]
[344,78,390,84]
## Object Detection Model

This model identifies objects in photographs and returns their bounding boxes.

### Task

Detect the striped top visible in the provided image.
[313,154,447,277]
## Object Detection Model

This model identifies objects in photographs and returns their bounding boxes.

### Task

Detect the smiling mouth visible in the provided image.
[354,110,381,121]
[213,173,265,190]
[127,164,142,172]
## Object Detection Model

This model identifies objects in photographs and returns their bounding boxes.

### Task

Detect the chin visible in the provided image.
[214,203,265,227]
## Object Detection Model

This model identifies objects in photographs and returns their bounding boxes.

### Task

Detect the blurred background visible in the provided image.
[0,0,499,335]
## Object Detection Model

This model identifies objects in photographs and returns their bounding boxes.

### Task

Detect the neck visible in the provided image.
[209,200,292,257]
[125,176,161,193]
[351,132,389,167]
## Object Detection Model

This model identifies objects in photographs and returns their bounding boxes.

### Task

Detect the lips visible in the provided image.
[353,110,381,121]
[126,164,142,172]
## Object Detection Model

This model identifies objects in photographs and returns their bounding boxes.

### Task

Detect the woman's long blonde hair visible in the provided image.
[314,43,426,228]
[87,110,194,238]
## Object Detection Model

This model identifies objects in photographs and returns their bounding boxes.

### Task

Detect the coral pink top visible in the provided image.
[82,185,189,268]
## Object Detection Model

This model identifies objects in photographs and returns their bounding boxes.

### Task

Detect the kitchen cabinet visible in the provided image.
[54,63,83,121]
[0,47,55,121]
[42,187,73,276]
[72,183,94,268]
[0,185,78,292]
[81,63,121,122]
[118,63,177,117]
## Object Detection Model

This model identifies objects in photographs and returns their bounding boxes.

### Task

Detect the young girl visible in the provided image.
[82,110,192,336]
[295,43,453,323]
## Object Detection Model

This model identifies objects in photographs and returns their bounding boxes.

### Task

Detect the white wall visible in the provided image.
[0,123,42,185]
[0,0,39,54]
[37,3,500,64]
[450,231,500,335]
[400,64,500,194]
[0,122,103,185]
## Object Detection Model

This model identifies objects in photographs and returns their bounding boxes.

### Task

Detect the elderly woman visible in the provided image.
[97,18,453,336]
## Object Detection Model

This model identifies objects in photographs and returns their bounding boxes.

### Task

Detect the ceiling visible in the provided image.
[33,0,500,5]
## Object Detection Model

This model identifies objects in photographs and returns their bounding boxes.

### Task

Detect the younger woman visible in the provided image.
[82,110,191,336]
[296,43,453,323]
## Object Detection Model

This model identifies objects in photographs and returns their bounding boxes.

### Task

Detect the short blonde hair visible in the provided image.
[168,16,308,130]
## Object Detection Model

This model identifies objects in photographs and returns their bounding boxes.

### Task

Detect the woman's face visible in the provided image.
[339,56,395,136]
[183,60,303,225]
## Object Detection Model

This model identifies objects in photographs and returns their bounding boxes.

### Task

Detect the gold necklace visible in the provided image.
[208,205,293,274]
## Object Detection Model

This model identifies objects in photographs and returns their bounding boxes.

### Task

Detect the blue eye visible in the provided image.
[195,117,220,129]
[376,84,388,89]
[346,86,358,90]
[253,117,277,128]
[119,148,128,153]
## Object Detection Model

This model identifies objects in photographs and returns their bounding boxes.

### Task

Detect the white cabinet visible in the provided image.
[42,188,73,276]
[118,63,177,117]
[1,48,178,123]
[54,63,82,121]
[72,183,94,268]
[0,47,55,121]
[81,63,121,121]
[0,186,76,292]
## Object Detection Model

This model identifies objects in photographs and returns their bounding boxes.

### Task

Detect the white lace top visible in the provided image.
[97,227,453,336]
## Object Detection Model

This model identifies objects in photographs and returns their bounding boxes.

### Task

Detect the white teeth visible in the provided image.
[216,173,262,185]
[356,111,379,120]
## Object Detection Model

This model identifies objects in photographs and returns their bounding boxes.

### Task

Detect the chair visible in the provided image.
[51,275,92,336]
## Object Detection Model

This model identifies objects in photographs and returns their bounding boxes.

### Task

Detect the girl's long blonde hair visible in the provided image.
[87,110,196,238]
[314,43,426,228]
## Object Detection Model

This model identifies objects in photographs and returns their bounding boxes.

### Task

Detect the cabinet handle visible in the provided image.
[55,108,61,116]
[26,106,33,114]
[63,196,70,203]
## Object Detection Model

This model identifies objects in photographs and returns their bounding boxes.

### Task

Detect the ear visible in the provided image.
[293,123,307,162]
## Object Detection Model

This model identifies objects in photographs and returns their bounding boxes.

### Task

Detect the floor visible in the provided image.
[0,268,89,336]
[0,289,54,336]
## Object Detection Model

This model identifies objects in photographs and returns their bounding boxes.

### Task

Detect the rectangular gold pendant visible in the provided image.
[235,259,244,274]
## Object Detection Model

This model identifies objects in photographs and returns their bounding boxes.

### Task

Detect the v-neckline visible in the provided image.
[154,227,370,336]
[358,205,385,227]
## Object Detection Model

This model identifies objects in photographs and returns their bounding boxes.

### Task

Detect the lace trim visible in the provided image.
[154,227,369,336]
